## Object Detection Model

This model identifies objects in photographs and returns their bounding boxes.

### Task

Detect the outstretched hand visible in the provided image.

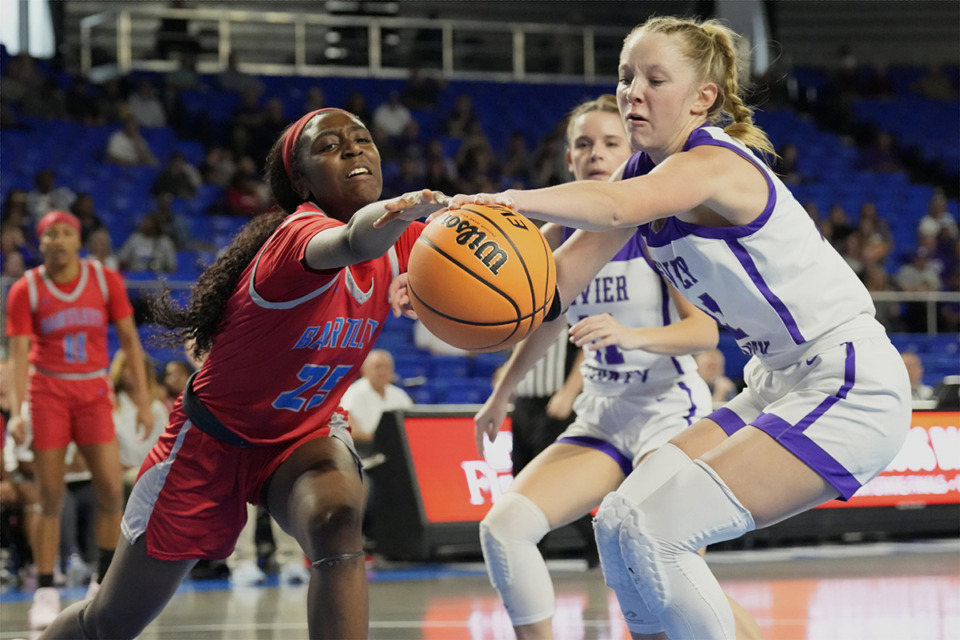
[374,188,450,227]
[448,191,517,210]
[474,395,509,456]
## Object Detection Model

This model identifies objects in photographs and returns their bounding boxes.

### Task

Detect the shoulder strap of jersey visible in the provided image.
[87,259,110,304]
[25,268,40,314]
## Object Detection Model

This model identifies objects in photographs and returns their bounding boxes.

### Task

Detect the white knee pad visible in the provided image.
[594,493,664,635]
[479,492,554,626]
[619,460,756,640]
[593,443,694,635]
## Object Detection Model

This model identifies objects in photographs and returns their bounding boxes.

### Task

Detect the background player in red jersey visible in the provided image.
[39,108,446,639]
[5,210,154,630]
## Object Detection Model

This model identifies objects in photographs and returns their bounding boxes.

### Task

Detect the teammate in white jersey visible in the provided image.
[436,15,911,640]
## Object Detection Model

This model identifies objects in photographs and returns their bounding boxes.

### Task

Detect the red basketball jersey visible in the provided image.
[187,203,424,446]
[5,259,133,374]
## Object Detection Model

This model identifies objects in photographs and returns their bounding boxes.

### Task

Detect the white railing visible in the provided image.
[79,5,625,84]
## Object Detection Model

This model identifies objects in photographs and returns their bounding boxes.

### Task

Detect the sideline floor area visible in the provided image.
[1,539,957,639]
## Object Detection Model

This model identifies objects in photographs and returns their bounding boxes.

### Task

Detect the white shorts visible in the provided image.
[709,336,911,500]
[557,372,712,475]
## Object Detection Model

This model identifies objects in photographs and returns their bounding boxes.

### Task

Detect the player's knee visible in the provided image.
[478,492,550,592]
[301,499,363,555]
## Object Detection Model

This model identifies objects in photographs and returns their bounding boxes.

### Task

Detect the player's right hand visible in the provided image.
[474,396,508,456]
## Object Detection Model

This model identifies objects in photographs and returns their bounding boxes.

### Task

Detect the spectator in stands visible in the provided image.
[772,142,804,185]
[2,188,32,237]
[228,87,267,159]
[859,62,897,99]
[424,155,461,196]
[823,203,854,248]
[248,98,290,167]
[695,348,738,406]
[400,66,442,110]
[117,213,178,274]
[895,246,942,333]
[911,63,958,101]
[109,350,167,499]
[856,202,894,247]
[217,52,264,95]
[939,265,960,333]
[106,116,159,167]
[917,189,958,241]
[199,145,237,188]
[2,249,26,280]
[70,193,106,243]
[126,79,167,129]
[1,52,64,120]
[164,50,203,98]
[26,169,76,227]
[443,93,478,138]
[859,130,904,173]
[222,170,271,217]
[0,223,42,270]
[303,86,326,112]
[500,131,533,184]
[344,91,372,126]
[84,228,120,271]
[901,352,934,402]
[161,360,193,412]
[152,152,202,199]
[149,191,193,250]
[383,156,425,199]
[863,264,902,332]
[372,90,413,145]
[63,76,103,125]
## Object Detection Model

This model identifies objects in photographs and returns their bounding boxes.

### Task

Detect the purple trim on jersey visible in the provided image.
[677,381,698,425]
[708,407,747,436]
[562,226,647,263]
[725,238,806,345]
[750,342,861,499]
[632,127,778,248]
[557,435,633,476]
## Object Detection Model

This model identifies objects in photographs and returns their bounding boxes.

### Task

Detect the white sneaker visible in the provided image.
[229,560,266,586]
[28,586,60,630]
[279,561,310,585]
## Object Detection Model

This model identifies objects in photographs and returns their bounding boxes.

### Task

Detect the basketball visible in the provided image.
[407,203,557,352]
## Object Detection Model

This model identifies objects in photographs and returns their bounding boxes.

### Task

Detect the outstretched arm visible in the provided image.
[305,189,448,270]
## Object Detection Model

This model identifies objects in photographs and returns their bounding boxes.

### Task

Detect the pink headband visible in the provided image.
[281,108,348,183]
[36,210,81,238]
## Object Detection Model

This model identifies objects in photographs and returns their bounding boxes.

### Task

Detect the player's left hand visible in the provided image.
[388,273,417,319]
[136,404,154,441]
[569,313,644,352]
[374,188,449,227]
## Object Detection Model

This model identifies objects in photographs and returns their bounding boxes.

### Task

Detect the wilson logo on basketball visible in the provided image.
[438,212,509,275]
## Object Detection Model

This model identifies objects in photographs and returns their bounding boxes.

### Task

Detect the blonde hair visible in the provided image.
[564,94,620,146]
[625,16,775,159]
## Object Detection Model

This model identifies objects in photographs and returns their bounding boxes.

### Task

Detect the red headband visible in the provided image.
[36,210,81,239]
[281,108,347,183]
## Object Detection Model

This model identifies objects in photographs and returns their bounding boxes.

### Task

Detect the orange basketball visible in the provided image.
[407,203,557,352]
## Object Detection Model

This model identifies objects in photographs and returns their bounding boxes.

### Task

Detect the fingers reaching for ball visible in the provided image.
[448,191,517,211]
[374,188,451,227]
[388,273,417,319]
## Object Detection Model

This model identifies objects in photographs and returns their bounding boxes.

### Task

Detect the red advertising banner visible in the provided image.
[404,411,959,524]
[817,410,959,508]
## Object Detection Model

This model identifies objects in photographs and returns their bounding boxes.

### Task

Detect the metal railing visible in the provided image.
[79,5,626,84]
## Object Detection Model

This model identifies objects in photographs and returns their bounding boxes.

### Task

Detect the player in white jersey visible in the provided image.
[468,96,757,639]
[437,16,911,640]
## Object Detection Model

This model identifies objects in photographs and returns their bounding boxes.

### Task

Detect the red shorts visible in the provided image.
[29,371,114,451]
[121,407,358,561]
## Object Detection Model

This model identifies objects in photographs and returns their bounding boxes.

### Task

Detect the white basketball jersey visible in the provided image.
[630,126,884,370]
[562,228,698,392]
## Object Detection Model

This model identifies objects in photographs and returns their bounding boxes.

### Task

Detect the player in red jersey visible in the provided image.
[39,109,446,639]
[6,210,154,630]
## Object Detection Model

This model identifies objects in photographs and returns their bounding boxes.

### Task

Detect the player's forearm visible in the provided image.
[490,316,568,402]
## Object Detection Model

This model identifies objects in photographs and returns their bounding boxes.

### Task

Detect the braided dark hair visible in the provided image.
[148,128,304,360]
